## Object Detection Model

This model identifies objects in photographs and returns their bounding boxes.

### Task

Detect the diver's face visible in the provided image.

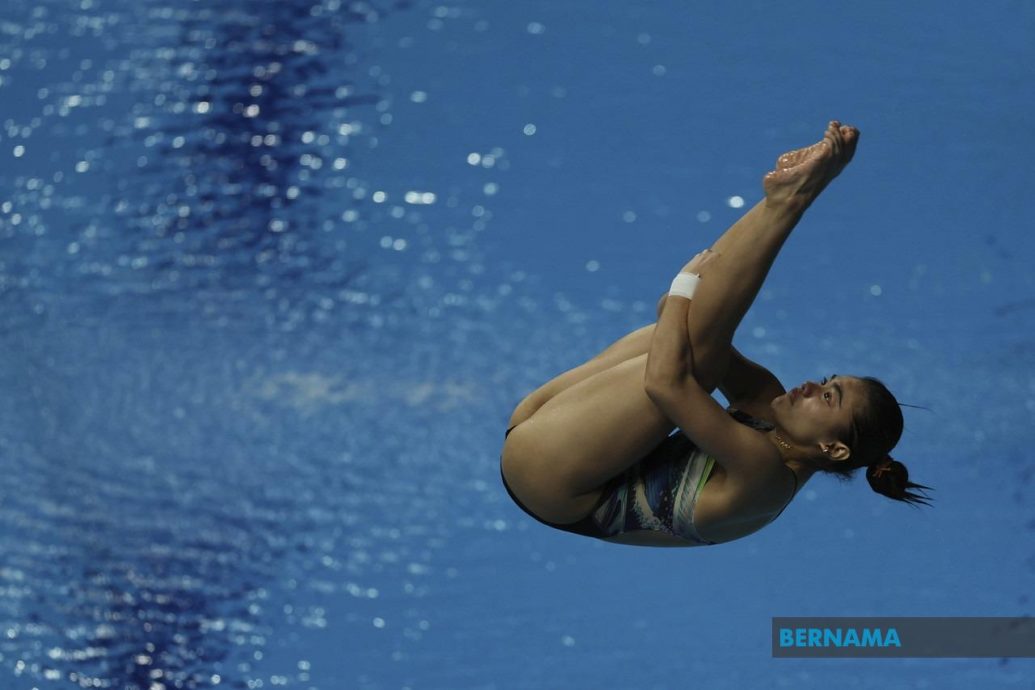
[771,374,861,457]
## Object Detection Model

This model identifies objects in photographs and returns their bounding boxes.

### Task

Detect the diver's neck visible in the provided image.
[783,457,816,486]
[768,427,817,485]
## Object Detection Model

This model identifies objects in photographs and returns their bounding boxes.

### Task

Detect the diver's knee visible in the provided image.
[507,390,548,430]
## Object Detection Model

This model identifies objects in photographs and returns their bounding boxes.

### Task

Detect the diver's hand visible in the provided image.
[657,250,720,318]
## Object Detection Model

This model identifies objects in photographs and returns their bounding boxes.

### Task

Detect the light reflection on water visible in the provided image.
[0,310,500,687]
[0,1,562,687]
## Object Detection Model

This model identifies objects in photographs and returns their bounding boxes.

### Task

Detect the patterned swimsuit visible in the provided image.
[500,406,795,546]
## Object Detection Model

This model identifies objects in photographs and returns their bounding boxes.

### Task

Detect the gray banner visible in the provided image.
[772,617,1035,658]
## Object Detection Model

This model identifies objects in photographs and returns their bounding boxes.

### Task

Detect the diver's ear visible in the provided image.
[822,441,851,462]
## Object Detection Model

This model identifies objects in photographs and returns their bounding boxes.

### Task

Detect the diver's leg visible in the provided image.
[681,122,859,390]
[507,323,657,430]
[505,124,860,430]
[502,352,680,523]
[508,285,729,430]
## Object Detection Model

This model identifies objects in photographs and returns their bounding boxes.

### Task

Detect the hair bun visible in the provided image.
[866,455,935,507]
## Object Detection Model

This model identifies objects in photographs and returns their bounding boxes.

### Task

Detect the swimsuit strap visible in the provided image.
[725,405,776,432]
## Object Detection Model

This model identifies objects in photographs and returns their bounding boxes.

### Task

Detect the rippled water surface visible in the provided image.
[1,1,1033,688]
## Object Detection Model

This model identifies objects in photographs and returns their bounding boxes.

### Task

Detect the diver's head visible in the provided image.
[772,374,933,506]
[772,374,861,463]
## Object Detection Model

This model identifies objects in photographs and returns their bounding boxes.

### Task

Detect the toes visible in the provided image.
[841,125,860,162]
[831,124,845,154]
[824,121,844,158]
[821,131,837,158]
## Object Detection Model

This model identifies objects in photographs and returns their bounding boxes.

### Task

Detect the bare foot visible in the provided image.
[775,142,824,170]
[763,121,859,212]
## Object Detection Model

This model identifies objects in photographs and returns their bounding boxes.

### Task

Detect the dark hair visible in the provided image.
[808,376,934,508]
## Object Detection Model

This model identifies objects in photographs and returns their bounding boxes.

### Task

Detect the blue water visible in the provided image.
[0,1,1033,688]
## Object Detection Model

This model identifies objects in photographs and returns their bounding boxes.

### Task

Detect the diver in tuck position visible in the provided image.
[500,121,932,547]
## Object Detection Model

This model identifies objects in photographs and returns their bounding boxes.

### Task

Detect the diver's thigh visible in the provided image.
[502,354,674,520]
[506,323,656,430]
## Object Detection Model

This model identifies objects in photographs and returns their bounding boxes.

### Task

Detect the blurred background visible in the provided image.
[0,1,1032,688]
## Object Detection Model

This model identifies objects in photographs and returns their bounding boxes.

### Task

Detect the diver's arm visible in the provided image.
[655,291,784,407]
[646,255,713,387]
[646,290,692,386]
[645,293,775,476]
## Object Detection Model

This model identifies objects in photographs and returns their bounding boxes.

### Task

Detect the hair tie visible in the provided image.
[870,460,893,480]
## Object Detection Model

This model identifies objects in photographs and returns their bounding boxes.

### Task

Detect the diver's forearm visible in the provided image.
[645,292,694,388]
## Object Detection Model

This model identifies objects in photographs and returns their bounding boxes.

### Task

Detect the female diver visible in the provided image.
[500,121,932,547]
